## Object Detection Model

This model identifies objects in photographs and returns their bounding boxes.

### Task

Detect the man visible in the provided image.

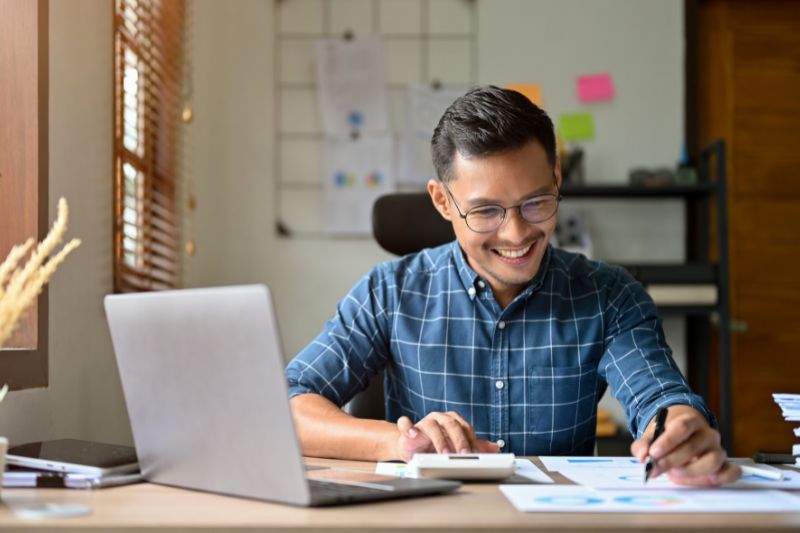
[286,86,739,486]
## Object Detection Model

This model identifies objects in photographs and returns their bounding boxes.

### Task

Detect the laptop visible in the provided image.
[104,285,460,506]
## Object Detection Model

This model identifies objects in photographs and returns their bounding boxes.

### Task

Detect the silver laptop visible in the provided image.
[104,285,460,506]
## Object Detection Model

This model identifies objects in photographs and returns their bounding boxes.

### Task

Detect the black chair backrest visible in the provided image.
[345,193,455,421]
[372,192,455,256]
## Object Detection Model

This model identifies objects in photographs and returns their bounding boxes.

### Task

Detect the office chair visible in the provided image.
[344,192,455,421]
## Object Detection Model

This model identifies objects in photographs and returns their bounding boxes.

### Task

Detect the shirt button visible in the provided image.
[498,321,506,329]
[495,380,504,390]
[467,287,476,297]
[478,280,485,288]
[497,439,505,449]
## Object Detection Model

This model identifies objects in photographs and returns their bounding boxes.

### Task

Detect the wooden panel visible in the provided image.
[733,71,800,112]
[0,0,48,388]
[730,201,800,246]
[731,333,800,454]
[697,0,800,457]
[732,113,800,197]
[730,28,800,74]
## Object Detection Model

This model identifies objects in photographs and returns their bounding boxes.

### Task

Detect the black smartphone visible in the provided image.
[753,450,796,464]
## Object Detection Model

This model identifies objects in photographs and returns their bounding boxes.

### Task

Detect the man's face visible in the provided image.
[428,140,561,302]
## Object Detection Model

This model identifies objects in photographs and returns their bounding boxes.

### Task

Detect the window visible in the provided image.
[113,0,186,292]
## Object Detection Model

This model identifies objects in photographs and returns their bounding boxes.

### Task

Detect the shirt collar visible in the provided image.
[450,240,553,302]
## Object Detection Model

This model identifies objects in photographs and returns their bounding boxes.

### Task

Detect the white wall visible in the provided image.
[0,0,133,445]
[185,0,395,359]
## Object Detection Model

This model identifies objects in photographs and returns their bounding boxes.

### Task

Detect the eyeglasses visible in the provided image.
[442,183,562,233]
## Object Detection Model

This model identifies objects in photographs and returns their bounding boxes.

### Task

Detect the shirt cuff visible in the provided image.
[287,382,321,400]
[635,395,717,439]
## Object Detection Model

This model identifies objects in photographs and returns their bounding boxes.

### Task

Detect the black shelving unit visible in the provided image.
[561,140,732,451]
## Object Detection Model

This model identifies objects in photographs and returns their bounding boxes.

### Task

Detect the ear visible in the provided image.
[554,157,563,190]
[427,179,453,221]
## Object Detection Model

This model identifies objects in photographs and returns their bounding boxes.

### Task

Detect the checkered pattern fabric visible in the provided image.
[286,242,713,456]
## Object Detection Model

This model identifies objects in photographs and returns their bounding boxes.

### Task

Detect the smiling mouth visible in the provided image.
[492,242,536,263]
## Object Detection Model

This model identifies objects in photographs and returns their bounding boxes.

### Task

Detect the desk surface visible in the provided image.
[1,457,799,532]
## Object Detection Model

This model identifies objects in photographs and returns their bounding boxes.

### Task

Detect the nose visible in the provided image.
[495,206,529,242]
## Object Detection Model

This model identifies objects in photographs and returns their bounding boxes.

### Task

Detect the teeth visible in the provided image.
[495,244,532,259]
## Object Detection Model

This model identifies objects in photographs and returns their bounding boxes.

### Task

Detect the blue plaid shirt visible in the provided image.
[286,242,713,456]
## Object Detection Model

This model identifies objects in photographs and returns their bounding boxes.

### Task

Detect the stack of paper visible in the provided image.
[773,393,800,464]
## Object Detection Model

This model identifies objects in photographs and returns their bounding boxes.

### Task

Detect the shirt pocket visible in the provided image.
[525,365,599,454]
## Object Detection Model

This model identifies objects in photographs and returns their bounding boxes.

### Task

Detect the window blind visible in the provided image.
[113,0,185,292]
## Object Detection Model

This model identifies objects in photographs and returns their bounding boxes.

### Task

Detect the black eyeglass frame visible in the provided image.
[441,182,563,234]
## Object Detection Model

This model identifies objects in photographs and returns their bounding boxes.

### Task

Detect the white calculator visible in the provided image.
[409,453,516,480]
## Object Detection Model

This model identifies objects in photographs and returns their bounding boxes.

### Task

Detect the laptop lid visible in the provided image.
[105,285,312,505]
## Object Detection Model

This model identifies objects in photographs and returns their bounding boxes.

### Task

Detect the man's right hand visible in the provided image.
[396,412,499,462]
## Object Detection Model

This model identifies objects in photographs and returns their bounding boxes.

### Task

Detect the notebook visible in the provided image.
[104,285,459,506]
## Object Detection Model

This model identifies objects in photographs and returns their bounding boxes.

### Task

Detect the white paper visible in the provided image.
[539,456,641,471]
[375,462,417,478]
[499,485,800,513]
[513,459,554,483]
[315,36,389,137]
[374,459,552,483]
[559,465,800,490]
[398,84,467,185]
[322,135,394,235]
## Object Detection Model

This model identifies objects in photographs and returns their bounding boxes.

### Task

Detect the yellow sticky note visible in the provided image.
[506,83,543,107]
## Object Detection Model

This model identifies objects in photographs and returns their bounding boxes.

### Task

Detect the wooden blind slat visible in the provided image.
[113,0,185,293]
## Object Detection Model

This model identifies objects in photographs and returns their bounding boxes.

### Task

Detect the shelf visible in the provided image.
[656,304,717,316]
[619,264,719,314]
[560,183,715,198]
[619,263,717,285]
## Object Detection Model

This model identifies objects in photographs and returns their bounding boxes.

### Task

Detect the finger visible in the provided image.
[446,411,478,452]
[397,416,418,438]
[668,462,740,487]
[434,413,473,454]
[476,439,500,453]
[715,462,741,485]
[399,432,434,463]
[630,439,649,462]
[655,426,721,473]
[417,419,453,454]
[666,444,726,479]
[649,414,706,459]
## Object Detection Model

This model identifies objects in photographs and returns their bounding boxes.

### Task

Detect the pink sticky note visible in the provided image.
[577,73,614,103]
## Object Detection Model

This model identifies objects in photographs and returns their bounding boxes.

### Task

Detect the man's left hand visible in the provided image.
[630,405,740,486]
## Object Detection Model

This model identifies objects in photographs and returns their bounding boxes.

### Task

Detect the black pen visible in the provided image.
[643,407,668,483]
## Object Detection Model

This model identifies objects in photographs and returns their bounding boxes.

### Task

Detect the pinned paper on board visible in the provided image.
[576,73,615,103]
[314,36,389,137]
[398,84,467,185]
[322,135,394,235]
[558,112,595,142]
[506,83,543,107]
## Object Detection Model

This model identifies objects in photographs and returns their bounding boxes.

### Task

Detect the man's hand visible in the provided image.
[395,412,499,462]
[630,405,740,486]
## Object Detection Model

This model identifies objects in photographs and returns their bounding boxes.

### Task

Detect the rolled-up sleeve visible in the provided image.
[598,267,716,438]
[285,267,392,407]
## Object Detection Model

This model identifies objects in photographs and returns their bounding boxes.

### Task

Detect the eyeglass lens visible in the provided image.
[466,196,559,232]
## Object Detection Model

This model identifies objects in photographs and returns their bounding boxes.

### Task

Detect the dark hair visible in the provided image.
[431,85,556,183]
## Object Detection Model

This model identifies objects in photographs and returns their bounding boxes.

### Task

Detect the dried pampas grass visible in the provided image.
[0,198,81,349]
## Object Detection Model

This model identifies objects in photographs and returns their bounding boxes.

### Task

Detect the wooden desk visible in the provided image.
[1,458,799,532]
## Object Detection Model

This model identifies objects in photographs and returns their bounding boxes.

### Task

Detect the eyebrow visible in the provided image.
[464,185,556,208]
